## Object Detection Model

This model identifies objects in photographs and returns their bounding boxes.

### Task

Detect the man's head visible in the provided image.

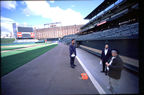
[111,49,119,57]
[105,44,109,49]
[71,39,75,44]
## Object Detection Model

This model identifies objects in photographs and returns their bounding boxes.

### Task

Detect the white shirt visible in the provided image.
[107,57,116,71]
[104,48,108,55]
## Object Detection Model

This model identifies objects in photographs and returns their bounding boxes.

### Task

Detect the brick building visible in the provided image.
[34,25,83,39]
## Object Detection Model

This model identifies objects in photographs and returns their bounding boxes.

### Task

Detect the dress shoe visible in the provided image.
[71,65,75,68]
[100,71,105,73]
[73,64,77,66]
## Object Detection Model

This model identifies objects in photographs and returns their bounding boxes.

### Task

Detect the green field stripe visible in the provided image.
[1,43,47,47]
[1,47,25,51]
[1,44,58,77]
[1,43,57,57]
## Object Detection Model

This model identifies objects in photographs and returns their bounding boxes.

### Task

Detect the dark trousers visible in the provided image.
[70,57,75,66]
[102,60,107,73]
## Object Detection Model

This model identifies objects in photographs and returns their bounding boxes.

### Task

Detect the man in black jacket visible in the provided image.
[106,49,123,94]
[101,44,111,75]
[69,39,76,68]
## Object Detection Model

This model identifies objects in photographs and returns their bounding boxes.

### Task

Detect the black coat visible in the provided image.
[108,56,124,79]
[69,43,76,57]
[101,48,111,62]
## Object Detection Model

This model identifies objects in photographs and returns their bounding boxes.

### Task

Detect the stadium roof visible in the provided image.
[84,0,117,19]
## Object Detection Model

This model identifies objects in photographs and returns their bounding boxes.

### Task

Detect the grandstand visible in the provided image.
[61,23,138,43]
[61,0,139,73]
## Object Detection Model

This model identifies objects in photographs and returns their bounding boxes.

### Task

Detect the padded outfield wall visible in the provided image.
[78,39,138,60]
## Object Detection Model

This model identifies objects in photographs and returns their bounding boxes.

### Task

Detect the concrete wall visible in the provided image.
[78,39,138,60]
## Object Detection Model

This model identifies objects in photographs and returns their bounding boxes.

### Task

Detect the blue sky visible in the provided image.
[1,0,104,35]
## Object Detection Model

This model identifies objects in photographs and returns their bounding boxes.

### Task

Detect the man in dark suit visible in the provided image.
[101,44,111,75]
[69,39,77,68]
[106,49,123,94]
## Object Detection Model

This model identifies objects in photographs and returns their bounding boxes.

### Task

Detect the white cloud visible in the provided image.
[1,1,17,10]
[71,5,75,8]
[1,16,17,36]
[23,1,89,26]
[1,16,15,23]
[23,22,27,26]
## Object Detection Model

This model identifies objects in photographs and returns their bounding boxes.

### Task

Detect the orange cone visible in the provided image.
[81,73,88,80]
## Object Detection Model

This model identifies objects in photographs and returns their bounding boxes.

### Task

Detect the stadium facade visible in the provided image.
[34,25,83,40]
[61,0,139,73]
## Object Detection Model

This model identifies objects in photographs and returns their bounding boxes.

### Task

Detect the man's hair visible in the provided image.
[111,49,119,54]
[71,39,75,41]
[105,44,109,46]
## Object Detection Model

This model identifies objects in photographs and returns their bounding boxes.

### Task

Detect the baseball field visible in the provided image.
[1,43,58,77]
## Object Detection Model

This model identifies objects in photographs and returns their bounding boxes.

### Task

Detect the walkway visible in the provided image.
[1,43,98,95]
[76,47,139,94]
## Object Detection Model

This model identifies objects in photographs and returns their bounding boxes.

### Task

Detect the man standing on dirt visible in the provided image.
[69,39,77,68]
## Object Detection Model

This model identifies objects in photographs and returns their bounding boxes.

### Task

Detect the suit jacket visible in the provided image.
[108,56,124,79]
[101,48,111,62]
[69,43,76,57]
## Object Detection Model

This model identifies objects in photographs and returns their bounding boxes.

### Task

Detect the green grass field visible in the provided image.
[1,44,58,77]
[1,38,15,44]
[1,47,25,51]
[1,43,54,57]
[1,42,46,46]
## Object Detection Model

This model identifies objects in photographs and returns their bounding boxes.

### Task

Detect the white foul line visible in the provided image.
[76,56,106,94]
